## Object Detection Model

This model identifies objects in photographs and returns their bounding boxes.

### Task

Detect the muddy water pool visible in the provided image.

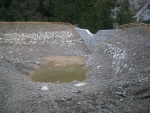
[31,63,88,83]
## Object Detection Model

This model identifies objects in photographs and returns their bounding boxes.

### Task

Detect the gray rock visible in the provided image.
[41,86,48,91]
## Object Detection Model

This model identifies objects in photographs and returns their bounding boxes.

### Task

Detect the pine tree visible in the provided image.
[116,0,133,24]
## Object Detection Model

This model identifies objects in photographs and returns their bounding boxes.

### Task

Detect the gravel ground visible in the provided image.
[0,23,150,113]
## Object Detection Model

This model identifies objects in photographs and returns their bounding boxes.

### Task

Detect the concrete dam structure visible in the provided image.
[74,27,121,52]
[0,22,150,113]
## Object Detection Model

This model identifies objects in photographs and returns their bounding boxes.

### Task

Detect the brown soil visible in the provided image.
[43,56,85,65]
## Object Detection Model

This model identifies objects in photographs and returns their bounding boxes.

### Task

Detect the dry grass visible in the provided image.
[0,22,74,28]
[116,22,150,29]
[42,56,85,66]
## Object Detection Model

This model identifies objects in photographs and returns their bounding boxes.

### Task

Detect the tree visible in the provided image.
[38,0,45,15]
[0,0,118,32]
[0,7,6,20]
[116,0,133,24]
[23,10,32,21]
[3,0,12,8]
[74,0,115,33]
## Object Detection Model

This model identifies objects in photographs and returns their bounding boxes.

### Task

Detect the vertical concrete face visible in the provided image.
[74,28,94,52]
[74,28,122,53]
[74,28,93,44]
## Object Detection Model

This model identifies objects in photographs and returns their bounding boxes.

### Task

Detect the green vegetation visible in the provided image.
[116,0,134,25]
[0,0,133,33]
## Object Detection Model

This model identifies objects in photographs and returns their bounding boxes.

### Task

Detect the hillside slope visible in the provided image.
[84,27,150,112]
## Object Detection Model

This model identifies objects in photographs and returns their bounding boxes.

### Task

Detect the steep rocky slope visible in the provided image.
[118,0,150,21]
